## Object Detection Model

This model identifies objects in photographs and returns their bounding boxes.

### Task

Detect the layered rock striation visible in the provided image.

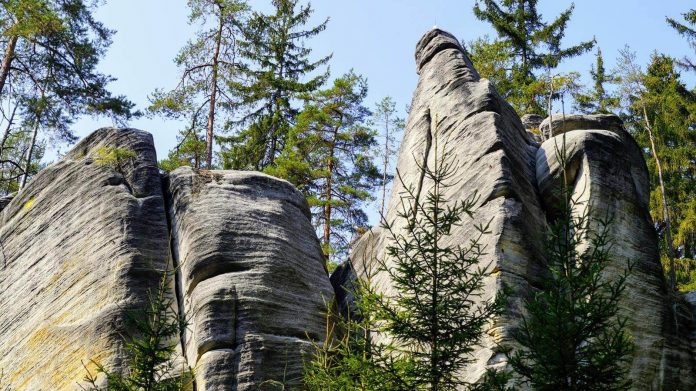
[0,129,332,390]
[336,29,696,389]
[165,167,332,390]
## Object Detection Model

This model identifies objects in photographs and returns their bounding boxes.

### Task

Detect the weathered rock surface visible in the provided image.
[348,28,549,383]
[0,129,332,390]
[0,128,170,389]
[166,167,333,390]
[343,28,696,389]
[537,123,696,389]
[520,113,543,142]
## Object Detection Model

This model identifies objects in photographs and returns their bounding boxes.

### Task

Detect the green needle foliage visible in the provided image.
[304,259,414,391]
[378,132,502,390]
[0,0,138,189]
[221,0,331,171]
[305,130,503,390]
[267,71,381,263]
[150,0,249,170]
[508,138,633,391]
[666,8,696,72]
[82,272,193,391]
[471,0,594,115]
[617,49,696,288]
[574,48,620,114]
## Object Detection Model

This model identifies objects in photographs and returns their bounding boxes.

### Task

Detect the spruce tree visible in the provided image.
[666,8,696,72]
[267,71,381,262]
[150,0,249,169]
[508,139,633,391]
[574,48,620,114]
[377,132,502,390]
[304,258,413,391]
[82,271,193,391]
[472,0,594,115]
[221,0,331,171]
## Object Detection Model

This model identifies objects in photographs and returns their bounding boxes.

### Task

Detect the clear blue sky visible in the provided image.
[73,0,695,157]
[70,0,694,225]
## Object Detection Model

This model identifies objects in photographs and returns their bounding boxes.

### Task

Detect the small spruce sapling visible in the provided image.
[507,135,633,390]
[81,268,193,391]
[377,127,503,390]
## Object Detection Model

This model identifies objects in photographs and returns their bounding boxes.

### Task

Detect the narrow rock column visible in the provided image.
[165,167,333,390]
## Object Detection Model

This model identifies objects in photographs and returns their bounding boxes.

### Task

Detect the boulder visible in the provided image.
[346,29,696,389]
[165,167,333,390]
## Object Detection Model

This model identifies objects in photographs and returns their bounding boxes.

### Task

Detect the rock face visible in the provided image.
[348,28,548,383]
[1,28,695,391]
[0,129,332,390]
[165,167,333,390]
[340,29,696,389]
[0,128,170,389]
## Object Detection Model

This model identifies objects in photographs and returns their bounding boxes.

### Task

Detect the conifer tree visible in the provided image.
[0,0,137,188]
[508,139,633,390]
[377,132,502,390]
[221,0,331,171]
[304,257,413,391]
[267,71,381,261]
[304,133,502,390]
[472,0,594,115]
[150,0,249,169]
[666,8,696,72]
[82,271,193,391]
[617,51,696,288]
[574,48,620,114]
[372,96,404,217]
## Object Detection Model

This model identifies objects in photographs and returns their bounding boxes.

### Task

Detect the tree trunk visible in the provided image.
[20,117,40,189]
[323,156,333,257]
[0,35,18,98]
[323,125,341,258]
[0,103,18,156]
[642,104,676,291]
[380,112,389,217]
[205,10,224,169]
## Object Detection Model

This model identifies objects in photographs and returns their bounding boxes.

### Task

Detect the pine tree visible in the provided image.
[508,139,633,390]
[377,131,502,390]
[0,0,137,188]
[150,0,249,169]
[617,51,696,289]
[267,71,381,262]
[574,48,620,114]
[472,0,594,115]
[666,8,696,72]
[221,0,330,171]
[372,96,404,217]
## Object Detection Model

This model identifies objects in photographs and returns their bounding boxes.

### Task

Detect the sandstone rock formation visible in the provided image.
[337,29,696,389]
[165,167,333,390]
[0,128,170,389]
[347,28,549,383]
[0,129,332,390]
[1,27,695,391]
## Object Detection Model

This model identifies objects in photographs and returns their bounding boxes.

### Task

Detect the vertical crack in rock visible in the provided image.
[344,29,696,390]
[0,128,170,390]
[161,173,193,382]
[413,108,433,221]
